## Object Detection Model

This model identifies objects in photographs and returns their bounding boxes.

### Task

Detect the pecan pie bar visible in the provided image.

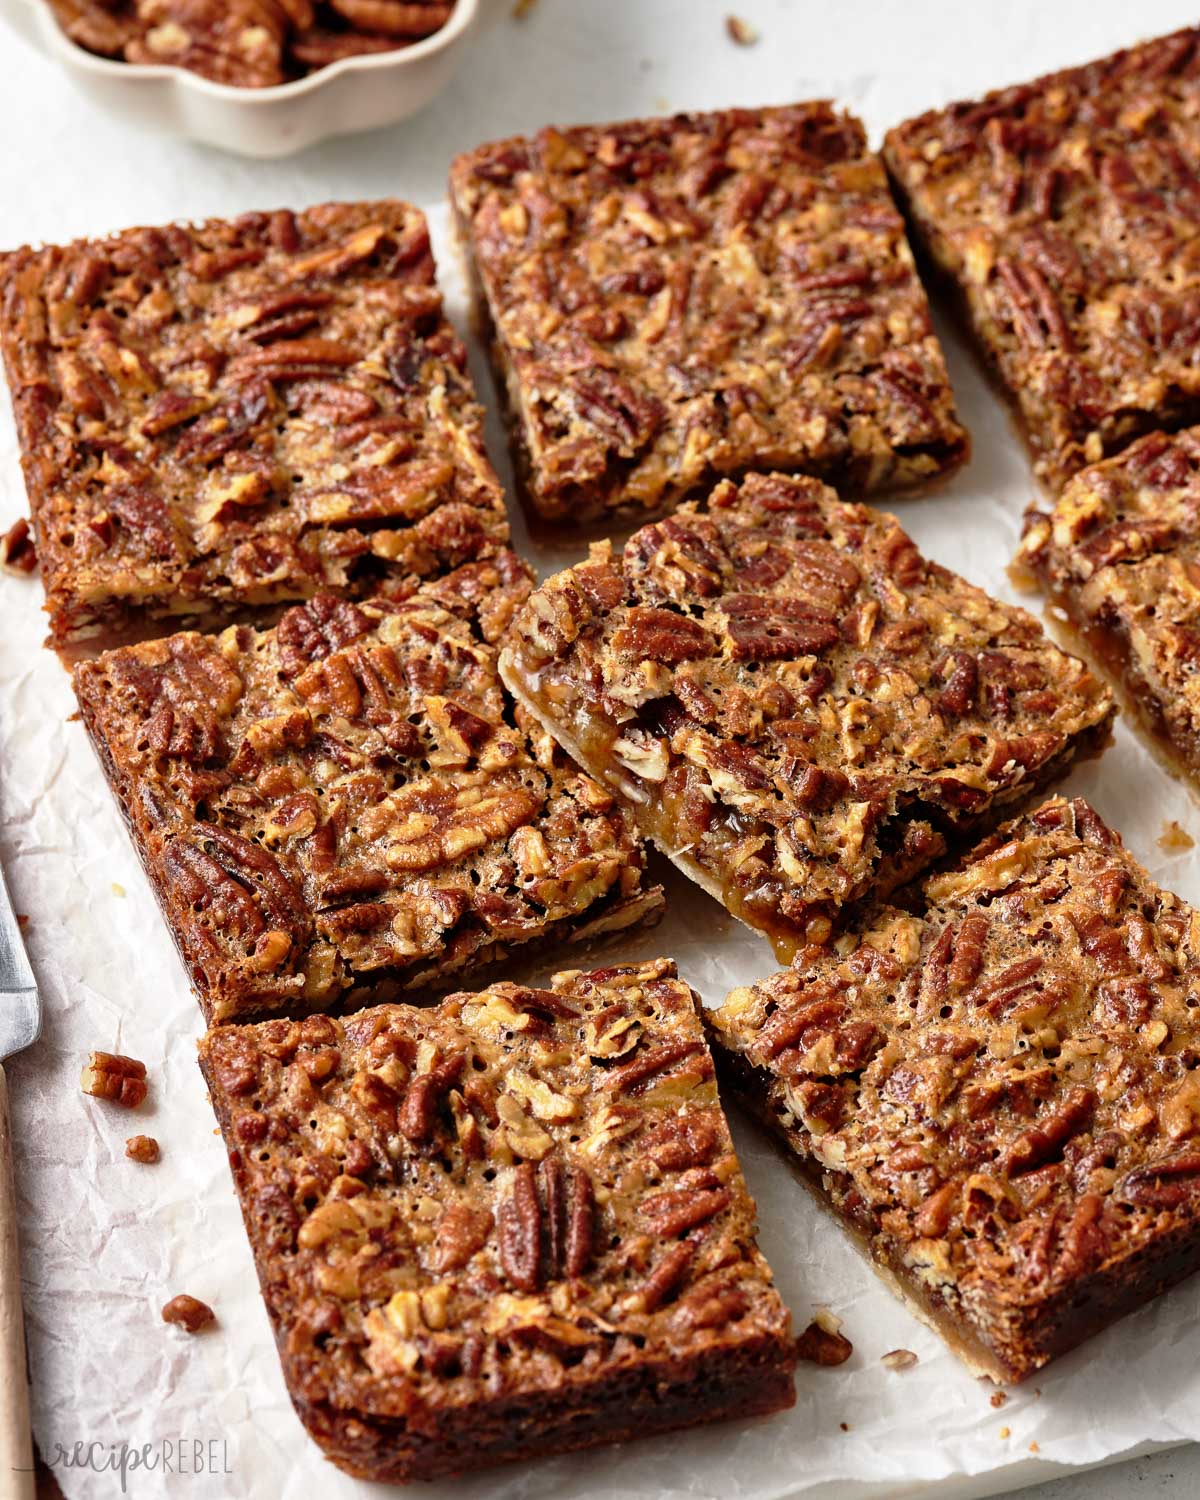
[710,797,1200,1383]
[499,472,1114,956]
[199,959,796,1481]
[0,201,507,652]
[1020,427,1200,785]
[450,103,968,528]
[884,27,1200,492]
[73,554,663,1025]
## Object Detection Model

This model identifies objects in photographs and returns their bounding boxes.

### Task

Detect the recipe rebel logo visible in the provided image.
[46,1437,233,1492]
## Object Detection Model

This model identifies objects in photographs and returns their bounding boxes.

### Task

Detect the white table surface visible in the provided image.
[2,3,1199,1498]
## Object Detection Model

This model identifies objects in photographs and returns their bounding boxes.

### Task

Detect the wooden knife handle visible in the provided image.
[0,1065,35,1500]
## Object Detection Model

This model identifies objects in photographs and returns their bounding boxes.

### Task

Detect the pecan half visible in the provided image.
[81,1051,148,1108]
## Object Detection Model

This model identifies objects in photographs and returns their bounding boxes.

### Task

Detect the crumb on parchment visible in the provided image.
[726,15,759,45]
[1159,820,1195,853]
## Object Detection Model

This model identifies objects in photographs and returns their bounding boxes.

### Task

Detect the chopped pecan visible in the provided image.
[1120,1153,1200,1209]
[398,1052,464,1145]
[429,1201,493,1273]
[604,1038,703,1094]
[719,594,841,660]
[613,607,714,663]
[796,1314,853,1366]
[635,1240,697,1313]
[541,1158,595,1277]
[125,1134,160,1164]
[640,1182,731,1237]
[0,517,36,575]
[498,1161,543,1292]
[161,1294,215,1333]
[644,1113,718,1171]
[81,1051,148,1108]
[948,913,989,993]
[277,595,372,676]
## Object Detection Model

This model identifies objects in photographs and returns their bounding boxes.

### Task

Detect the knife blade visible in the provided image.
[0,856,38,1500]
[0,863,38,1061]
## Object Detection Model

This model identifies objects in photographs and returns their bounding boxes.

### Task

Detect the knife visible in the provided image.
[0,861,38,1500]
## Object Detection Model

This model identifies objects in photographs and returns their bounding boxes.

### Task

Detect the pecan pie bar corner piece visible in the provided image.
[499,471,1114,956]
[0,199,508,653]
[709,796,1200,1383]
[198,958,796,1482]
[72,552,663,1026]
[1019,425,1200,785]
[449,101,968,529]
[884,26,1200,492]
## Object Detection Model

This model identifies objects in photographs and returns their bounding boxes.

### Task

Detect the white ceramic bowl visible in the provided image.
[0,0,482,157]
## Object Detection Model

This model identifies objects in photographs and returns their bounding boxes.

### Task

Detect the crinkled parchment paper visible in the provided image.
[3,3,1200,1496]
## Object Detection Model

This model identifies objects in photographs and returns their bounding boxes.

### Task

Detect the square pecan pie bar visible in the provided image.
[710,797,1200,1383]
[884,28,1200,491]
[1020,426,1200,784]
[450,103,968,528]
[499,472,1114,956]
[0,200,508,652]
[73,553,663,1025]
[199,958,796,1482]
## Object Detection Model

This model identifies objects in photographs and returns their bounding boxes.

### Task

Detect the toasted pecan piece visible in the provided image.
[81,1051,148,1108]
[162,1294,215,1332]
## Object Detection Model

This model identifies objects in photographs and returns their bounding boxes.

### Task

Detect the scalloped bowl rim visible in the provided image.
[8,0,480,104]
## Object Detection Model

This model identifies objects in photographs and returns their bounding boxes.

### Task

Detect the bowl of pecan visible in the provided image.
[0,0,481,157]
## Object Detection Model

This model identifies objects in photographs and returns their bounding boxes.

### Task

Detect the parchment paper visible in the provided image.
[3,4,1200,1497]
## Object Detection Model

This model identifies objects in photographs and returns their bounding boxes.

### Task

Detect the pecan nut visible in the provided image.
[81,1051,148,1108]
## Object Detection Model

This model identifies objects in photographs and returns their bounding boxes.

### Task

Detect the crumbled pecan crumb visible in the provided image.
[1160,820,1195,852]
[991,1391,1008,1408]
[0,517,36,575]
[162,1294,215,1333]
[796,1316,853,1367]
[81,1051,148,1108]
[725,14,758,45]
[881,1348,918,1371]
[126,1135,160,1164]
